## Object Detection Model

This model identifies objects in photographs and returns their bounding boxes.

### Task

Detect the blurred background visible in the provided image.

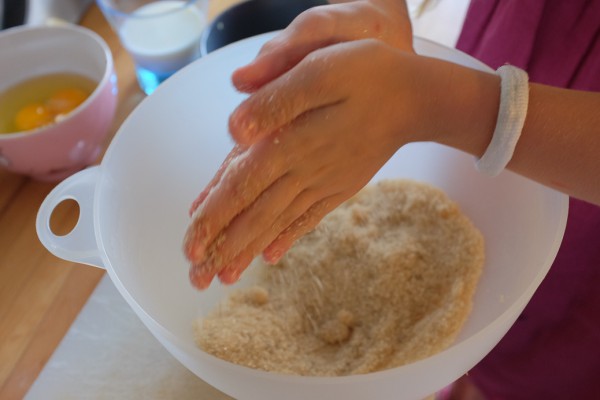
[1,0,93,29]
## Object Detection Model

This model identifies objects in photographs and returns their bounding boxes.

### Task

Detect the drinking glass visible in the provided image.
[97,0,209,95]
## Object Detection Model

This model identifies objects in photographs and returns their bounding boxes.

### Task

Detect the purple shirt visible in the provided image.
[456,1,600,398]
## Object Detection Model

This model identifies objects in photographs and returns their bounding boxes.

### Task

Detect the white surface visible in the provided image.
[32,2,565,400]
[408,0,470,48]
[25,275,232,400]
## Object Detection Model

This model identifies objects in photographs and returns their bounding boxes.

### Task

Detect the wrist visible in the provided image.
[414,57,501,158]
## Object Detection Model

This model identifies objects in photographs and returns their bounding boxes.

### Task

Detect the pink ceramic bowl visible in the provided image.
[0,24,117,181]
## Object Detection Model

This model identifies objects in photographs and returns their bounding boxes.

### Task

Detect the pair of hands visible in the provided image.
[184,0,429,289]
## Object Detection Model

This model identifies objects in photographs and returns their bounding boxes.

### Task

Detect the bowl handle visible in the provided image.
[36,166,105,269]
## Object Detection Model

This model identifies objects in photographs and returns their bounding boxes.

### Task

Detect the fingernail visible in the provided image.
[234,80,258,93]
[232,64,257,91]
[229,109,256,144]
[263,248,284,265]
[218,267,242,285]
[184,240,205,264]
[184,225,207,263]
[189,266,214,290]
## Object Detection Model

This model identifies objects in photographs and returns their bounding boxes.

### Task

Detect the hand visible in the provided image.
[184,0,423,289]
[184,40,444,289]
[231,0,414,97]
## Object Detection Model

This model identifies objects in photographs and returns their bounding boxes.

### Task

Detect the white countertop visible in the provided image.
[25,275,233,400]
[25,2,468,398]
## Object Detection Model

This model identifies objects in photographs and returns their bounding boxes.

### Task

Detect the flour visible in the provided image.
[194,179,484,376]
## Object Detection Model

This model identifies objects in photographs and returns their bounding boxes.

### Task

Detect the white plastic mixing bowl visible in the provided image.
[37,33,568,400]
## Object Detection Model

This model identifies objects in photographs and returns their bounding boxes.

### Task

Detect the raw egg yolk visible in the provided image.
[47,88,88,115]
[14,103,54,131]
[12,87,89,132]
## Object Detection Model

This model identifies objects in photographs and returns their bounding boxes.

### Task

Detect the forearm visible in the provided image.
[425,58,600,205]
[510,84,600,203]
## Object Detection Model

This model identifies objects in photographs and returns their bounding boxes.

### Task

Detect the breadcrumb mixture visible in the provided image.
[194,179,484,376]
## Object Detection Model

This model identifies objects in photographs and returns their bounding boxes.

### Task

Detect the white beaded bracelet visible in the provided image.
[475,65,529,176]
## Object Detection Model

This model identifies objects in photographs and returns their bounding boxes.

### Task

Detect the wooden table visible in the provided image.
[0,2,237,398]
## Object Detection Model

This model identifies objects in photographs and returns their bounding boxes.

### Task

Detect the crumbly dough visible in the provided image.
[194,179,485,376]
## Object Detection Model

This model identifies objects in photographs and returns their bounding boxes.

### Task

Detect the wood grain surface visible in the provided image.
[0,2,240,397]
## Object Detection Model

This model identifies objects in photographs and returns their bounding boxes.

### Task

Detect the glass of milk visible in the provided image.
[97,0,208,95]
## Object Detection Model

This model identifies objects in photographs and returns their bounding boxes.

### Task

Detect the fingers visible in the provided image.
[189,266,217,290]
[231,6,349,94]
[217,252,255,285]
[203,171,305,267]
[231,38,326,94]
[185,102,329,288]
[183,140,285,265]
[229,45,345,146]
[231,0,412,96]
[189,189,313,289]
[189,145,246,216]
[188,174,320,288]
[231,7,336,93]
[194,192,343,289]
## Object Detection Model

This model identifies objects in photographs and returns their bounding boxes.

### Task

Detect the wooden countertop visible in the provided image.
[0,2,237,398]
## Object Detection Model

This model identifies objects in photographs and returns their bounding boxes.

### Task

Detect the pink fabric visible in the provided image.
[456,1,600,398]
